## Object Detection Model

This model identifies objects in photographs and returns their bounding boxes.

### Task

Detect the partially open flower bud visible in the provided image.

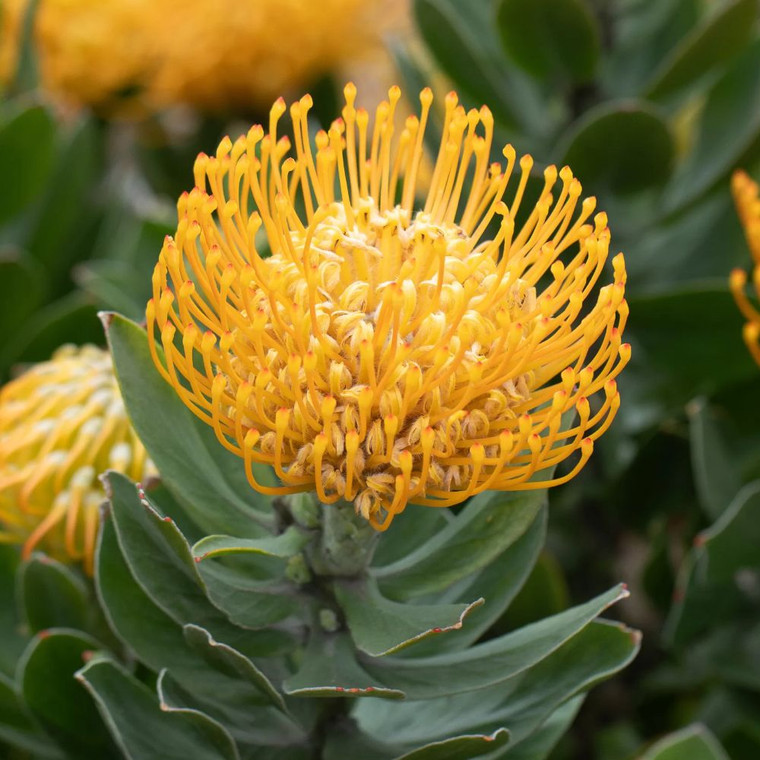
[0,345,155,573]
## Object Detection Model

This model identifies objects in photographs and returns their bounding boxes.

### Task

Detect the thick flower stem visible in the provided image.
[308,499,380,577]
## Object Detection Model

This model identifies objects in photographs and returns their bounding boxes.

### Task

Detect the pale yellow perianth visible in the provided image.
[0,345,155,573]
[148,84,630,530]
[731,170,760,366]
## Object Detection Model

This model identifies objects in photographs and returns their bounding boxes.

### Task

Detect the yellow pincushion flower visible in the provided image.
[731,170,760,366]
[0,345,155,573]
[1,0,406,112]
[147,84,630,530]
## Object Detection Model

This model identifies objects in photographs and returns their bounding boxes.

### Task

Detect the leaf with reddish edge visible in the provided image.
[360,584,630,699]
[283,631,405,700]
[183,624,286,711]
[76,656,239,760]
[156,669,309,755]
[352,620,639,750]
[334,575,484,657]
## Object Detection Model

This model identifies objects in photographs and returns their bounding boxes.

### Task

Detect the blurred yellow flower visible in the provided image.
[148,84,630,530]
[1,0,408,112]
[0,345,154,573]
[1,0,157,111]
[731,170,760,366]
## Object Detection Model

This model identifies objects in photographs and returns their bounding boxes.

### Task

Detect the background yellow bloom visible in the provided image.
[0,345,155,572]
[0,0,409,112]
[731,170,760,366]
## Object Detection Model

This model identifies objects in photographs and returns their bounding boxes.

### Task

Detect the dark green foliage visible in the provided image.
[407,1,760,757]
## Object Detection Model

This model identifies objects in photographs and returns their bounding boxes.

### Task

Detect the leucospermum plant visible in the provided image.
[2,85,639,760]
[731,170,760,366]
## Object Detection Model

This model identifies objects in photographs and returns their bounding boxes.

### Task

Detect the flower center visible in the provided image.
[225,199,537,521]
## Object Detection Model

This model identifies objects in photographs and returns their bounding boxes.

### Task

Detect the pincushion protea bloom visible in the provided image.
[731,170,760,365]
[147,84,630,530]
[0,346,155,573]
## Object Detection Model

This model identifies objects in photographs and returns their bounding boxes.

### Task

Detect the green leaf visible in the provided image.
[7,0,41,94]
[96,509,292,692]
[403,507,547,656]
[687,398,743,520]
[499,548,569,631]
[18,555,89,633]
[620,284,758,426]
[640,724,730,760]
[622,184,747,291]
[335,575,483,656]
[141,480,206,543]
[353,619,639,749]
[77,209,174,319]
[193,528,311,561]
[155,669,309,756]
[372,507,451,568]
[412,0,546,137]
[94,520,300,748]
[663,39,760,213]
[0,672,63,758]
[502,695,583,759]
[0,103,56,225]
[103,312,275,536]
[283,631,405,699]
[0,252,44,340]
[0,291,103,371]
[496,0,600,84]
[182,624,286,711]
[18,629,114,756]
[360,584,629,699]
[666,482,760,646]
[557,101,673,194]
[600,0,700,98]
[396,730,510,760]
[196,559,302,629]
[25,116,103,283]
[373,490,544,600]
[76,656,240,760]
[323,724,512,760]
[105,471,245,635]
[77,259,152,320]
[645,0,757,101]
[0,546,27,677]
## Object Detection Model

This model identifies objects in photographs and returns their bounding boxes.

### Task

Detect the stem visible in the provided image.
[308,499,380,577]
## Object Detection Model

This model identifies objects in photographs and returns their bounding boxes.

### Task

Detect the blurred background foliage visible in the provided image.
[1,0,760,758]
[396,0,760,757]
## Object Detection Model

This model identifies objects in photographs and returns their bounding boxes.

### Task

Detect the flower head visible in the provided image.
[0,345,155,572]
[1,0,405,112]
[731,170,760,365]
[148,84,629,530]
